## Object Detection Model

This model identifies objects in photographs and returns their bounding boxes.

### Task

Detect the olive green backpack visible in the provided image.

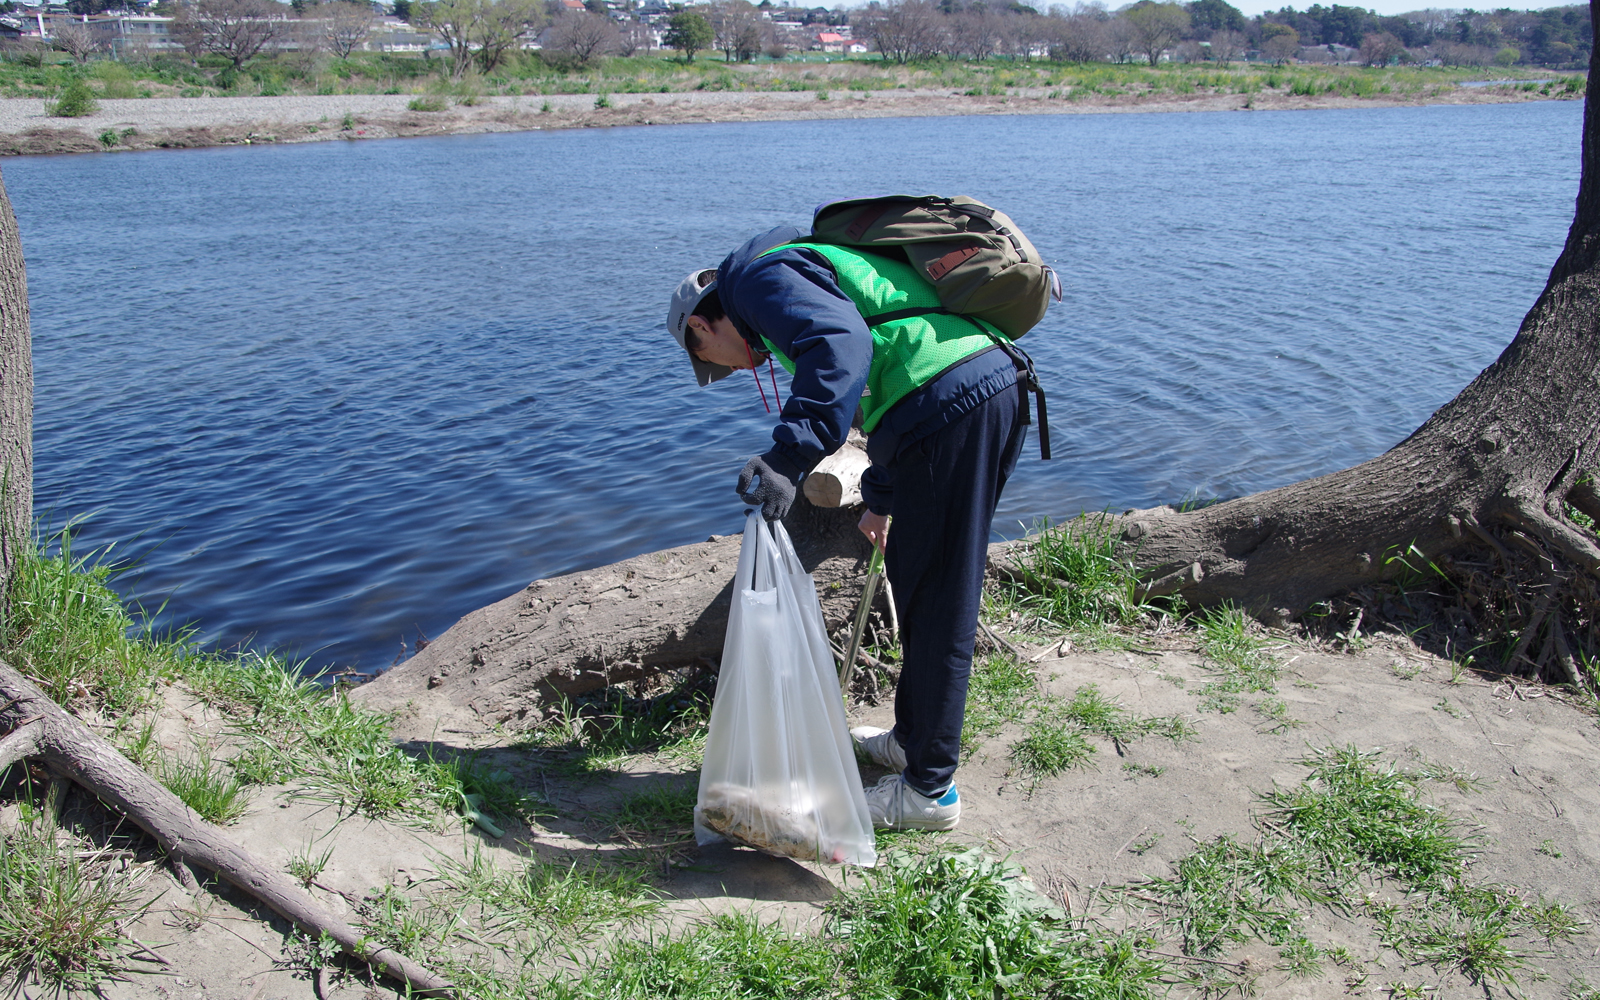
[809,195,1060,339]
[809,195,1059,459]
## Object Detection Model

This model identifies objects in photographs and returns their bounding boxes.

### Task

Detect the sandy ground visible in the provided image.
[48,629,1598,1000]
[0,85,1573,155]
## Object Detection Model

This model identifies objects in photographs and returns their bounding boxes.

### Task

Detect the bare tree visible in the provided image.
[1120,0,1189,66]
[1103,13,1136,62]
[856,0,942,64]
[1174,37,1203,62]
[172,0,291,69]
[705,1,764,62]
[51,21,103,63]
[1209,27,1242,65]
[0,166,30,598]
[1359,30,1404,66]
[472,0,541,72]
[948,7,1002,61]
[542,9,618,66]
[615,20,654,56]
[1005,11,1050,61]
[1261,26,1299,65]
[1046,7,1107,63]
[320,0,374,57]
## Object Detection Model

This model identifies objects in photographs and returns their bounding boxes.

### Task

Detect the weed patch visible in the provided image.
[0,817,154,992]
[1123,745,1579,990]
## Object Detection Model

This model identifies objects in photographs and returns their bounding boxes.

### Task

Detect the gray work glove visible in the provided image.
[737,454,799,522]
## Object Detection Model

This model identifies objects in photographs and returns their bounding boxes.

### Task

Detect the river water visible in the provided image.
[2,100,1581,673]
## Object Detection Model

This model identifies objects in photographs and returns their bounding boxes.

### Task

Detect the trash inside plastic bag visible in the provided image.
[695,513,876,867]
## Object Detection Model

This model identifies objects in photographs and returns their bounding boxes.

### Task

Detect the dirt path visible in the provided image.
[0,86,1571,156]
[72,627,1598,1000]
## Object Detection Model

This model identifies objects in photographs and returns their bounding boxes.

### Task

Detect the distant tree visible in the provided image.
[320,0,374,56]
[50,21,103,62]
[65,0,122,13]
[1317,3,1369,47]
[1046,7,1107,63]
[542,9,618,65]
[392,0,412,20]
[663,10,712,60]
[948,6,1002,60]
[1006,11,1050,60]
[1209,26,1241,64]
[705,1,765,62]
[1184,0,1241,34]
[1358,29,1402,66]
[856,0,942,63]
[412,0,479,76]
[172,0,292,68]
[1121,0,1188,65]
[1260,23,1297,64]
[471,0,542,71]
[1103,12,1135,61]
[1493,44,1520,66]
[615,20,655,55]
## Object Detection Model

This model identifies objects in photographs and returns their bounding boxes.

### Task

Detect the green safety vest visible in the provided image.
[756,242,1008,433]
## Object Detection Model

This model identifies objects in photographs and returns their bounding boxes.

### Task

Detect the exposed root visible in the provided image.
[1502,500,1600,577]
[1308,517,1598,692]
[0,717,41,769]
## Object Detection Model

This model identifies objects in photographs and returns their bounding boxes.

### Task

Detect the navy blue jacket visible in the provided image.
[716,227,1017,515]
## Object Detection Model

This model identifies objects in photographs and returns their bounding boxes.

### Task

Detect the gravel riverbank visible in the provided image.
[0,84,1569,156]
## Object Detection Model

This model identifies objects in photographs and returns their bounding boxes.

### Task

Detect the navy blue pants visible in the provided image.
[883,386,1027,795]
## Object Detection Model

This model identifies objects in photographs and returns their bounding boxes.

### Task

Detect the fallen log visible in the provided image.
[804,446,870,508]
[0,661,453,996]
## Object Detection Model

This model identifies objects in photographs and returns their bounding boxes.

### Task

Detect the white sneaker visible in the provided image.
[863,774,960,831]
[850,726,908,772]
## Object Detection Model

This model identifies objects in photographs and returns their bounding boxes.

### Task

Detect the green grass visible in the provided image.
[1194,603,1289,722]
[185,653,544,827]
[995,513,1157,637]
[154,744,249,824]
[1261,746,1470,887]
[0,817,154,992]
[607,784,698,842]
[1127,745,1577,989]
[519,673,711,774]
[1,523,181,714]
[960,653,1037,753]
[1008,718,1096,782]
[543,846,1164,1000]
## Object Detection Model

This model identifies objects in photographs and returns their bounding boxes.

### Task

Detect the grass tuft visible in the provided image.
[0,818,154,991]
[155,744,249,824]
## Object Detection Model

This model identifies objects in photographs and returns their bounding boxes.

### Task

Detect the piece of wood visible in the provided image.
[803,445,870,508]
[0,661,453,996]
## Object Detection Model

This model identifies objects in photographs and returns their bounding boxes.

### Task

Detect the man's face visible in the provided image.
[688,316,768,371]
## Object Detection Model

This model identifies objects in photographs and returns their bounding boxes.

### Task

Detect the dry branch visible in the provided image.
[0,660,453,996]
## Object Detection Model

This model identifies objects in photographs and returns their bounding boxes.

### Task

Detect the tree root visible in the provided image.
[1502,499,1600,578]
[0,661,454,996]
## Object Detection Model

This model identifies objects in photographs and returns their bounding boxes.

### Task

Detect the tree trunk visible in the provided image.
[0,661,454,995]
[1084,10,1600,680]
[0,166,30,596]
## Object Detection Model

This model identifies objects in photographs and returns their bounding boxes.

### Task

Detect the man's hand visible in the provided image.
[858,510,889,552]
[737,454,798,522]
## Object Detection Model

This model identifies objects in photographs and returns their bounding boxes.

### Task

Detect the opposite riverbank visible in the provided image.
[0,81,1579,155]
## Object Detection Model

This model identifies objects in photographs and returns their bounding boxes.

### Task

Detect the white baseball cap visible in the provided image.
[666,268,736,387]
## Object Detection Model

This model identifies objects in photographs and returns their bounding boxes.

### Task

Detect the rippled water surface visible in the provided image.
[4,100,1581,672]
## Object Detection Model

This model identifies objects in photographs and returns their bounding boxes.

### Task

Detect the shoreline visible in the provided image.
[0,84,1576,156]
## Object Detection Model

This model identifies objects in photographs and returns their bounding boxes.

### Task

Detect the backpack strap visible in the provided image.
[858,305,1051,462]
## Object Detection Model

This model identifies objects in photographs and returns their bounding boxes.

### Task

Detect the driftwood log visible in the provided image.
[352,489,878,732]
[0,661,453,995]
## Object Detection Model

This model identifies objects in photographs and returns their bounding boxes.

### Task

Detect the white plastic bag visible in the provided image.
[694,512,877,867]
